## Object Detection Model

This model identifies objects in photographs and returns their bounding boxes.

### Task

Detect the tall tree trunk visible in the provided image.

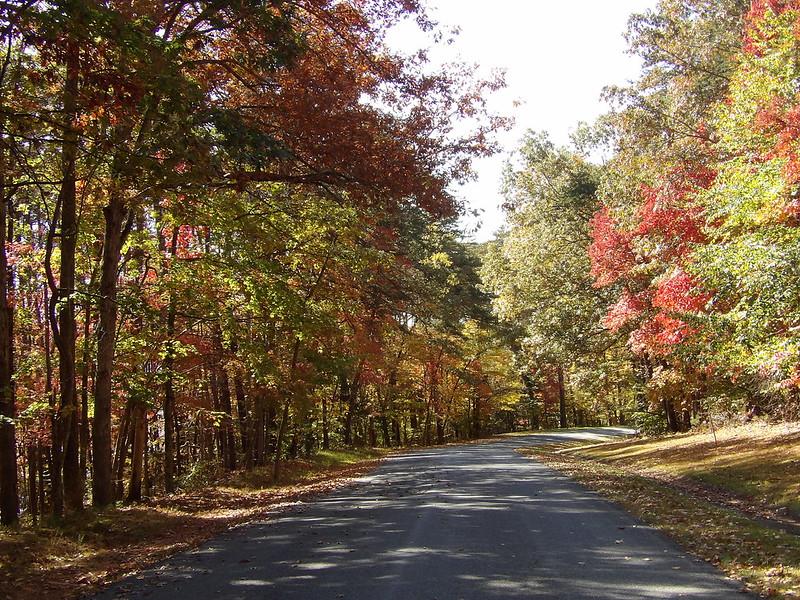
[663,397,680,433]
[340,374,353,446]
[557,365,568,429]
[254,400,265,466]
[48,40,82,515]
[79,301,91,483]
[273,339,301,481]
[44,283,63,516]
[163,347,176,491]
[162,225,178,492]
[217,366,237,471]
[321,386,332,451]
[92,194,129,506]
[0,160,18,525]
[112,400,132,501]
[234,375,252,469]
[521,373,540,430]
[27,445,38,525]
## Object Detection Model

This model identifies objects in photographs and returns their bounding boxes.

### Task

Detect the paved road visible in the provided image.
[90,428,748,599]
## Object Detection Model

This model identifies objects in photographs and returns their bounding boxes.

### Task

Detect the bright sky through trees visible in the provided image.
[388,0,658,240]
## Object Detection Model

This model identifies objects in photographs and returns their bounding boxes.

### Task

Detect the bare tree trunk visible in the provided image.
[79,301,91,484]
[47,40,83,515]
[162,225,178,492]
[322,387,332,450]
[112,400,132,501]
[93,194,130,506]
[254,400,265,466]
[234,376,251,469]
[273,339,301,481]
[27,445,38,525]
[340,375,352,445]
[218,367,237,471]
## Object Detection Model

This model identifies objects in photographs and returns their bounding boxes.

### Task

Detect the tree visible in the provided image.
[690,0,800,396]
[0,0,513,519]
[481,131,617,428]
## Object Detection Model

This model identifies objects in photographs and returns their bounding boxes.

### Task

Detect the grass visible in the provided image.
[0,448,389,600]
[520,421,800,599]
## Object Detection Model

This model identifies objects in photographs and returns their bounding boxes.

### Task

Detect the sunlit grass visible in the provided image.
[566,422,800,512]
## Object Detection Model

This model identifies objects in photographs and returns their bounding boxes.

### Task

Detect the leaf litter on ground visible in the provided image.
[0,451,387,600]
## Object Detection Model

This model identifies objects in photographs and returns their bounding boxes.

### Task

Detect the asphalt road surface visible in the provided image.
[90,428,748,600]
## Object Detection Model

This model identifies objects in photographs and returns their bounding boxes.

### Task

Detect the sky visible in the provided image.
[386,0,660,241]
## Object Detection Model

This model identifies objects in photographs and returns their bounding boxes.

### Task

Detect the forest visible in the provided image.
[0,0,798,528]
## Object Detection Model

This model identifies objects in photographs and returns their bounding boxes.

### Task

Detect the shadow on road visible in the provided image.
[91,429,746,600]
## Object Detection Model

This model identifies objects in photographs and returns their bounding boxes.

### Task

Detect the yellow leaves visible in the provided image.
[422,251,452,269]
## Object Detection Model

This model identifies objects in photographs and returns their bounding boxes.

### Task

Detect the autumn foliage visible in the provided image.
[0,0,513,525]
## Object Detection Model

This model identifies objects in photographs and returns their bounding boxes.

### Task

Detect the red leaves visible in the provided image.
[652,268,710,314]
[588,207,636,287]
[602,289,650,332]
[590,165,715,356]
[162,225,207,260]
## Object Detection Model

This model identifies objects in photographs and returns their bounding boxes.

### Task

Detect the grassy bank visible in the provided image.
[520,422,800,599]
[0,449,388,600]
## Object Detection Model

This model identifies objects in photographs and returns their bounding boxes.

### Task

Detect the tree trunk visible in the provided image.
[126,401,147,503]
[79,301,91,483]
[112,400,132,501]
[340,374,352,446]
[0,141,18,525]
[174,410,183,477]
[273,339,301,480]
[27,445,38,525]
[392,418,401,447]
[92,194,129,506]
[48,39,83,515]
[322,387,331,450]
[217,366,237,471]
[162,225,179,492]
[254,400,265,466]
[234,376,252,469]
[163,355,176,491]
[273,397,290,480]
[557,365,568,429]
[663,397,680,433]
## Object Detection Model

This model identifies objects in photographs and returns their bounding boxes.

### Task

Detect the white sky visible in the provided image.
[387,0,659,241]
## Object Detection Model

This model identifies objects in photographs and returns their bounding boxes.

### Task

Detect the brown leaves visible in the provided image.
[0,458,383,600]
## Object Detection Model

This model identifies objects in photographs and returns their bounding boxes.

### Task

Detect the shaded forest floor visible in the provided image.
[520,421,800,599]
[0,449,388,600]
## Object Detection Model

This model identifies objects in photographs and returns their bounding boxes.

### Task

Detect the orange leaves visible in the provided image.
[743,0,800,55]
